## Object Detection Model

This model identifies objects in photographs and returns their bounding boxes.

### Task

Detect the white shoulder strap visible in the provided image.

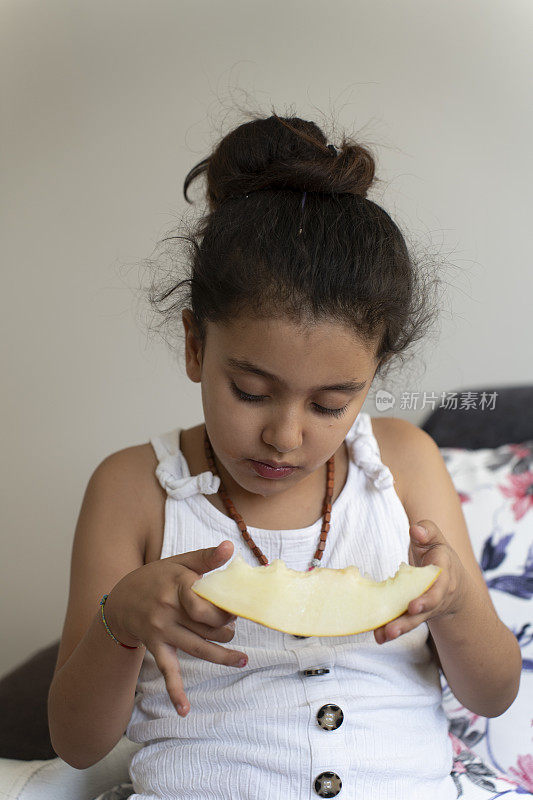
[149,428,181,463]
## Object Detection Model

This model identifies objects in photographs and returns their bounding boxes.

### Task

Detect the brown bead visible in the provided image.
[237,520,247,532]
[319,531,328,541]
[324,511,331,522]
[317,540,326,552]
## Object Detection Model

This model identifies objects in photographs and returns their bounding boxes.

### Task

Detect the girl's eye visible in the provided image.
[230,381,348,418]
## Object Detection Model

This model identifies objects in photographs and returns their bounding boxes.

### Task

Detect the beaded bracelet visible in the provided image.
[99,594,145,649]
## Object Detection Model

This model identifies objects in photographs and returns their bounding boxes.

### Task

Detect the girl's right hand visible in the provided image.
[103,540,247,717]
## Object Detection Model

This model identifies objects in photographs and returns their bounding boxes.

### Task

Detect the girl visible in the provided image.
[47,112,521,799]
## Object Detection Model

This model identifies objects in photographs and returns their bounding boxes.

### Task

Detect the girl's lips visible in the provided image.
[249,460,297,479]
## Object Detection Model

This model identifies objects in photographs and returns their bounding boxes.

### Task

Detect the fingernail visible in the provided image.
[237,657,248,667]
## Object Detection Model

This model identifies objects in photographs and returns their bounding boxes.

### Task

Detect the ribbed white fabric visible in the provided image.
[126,412,456,799]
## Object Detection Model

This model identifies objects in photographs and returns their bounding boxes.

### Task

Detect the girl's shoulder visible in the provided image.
[98,441,167,565]
[126,441,167,565]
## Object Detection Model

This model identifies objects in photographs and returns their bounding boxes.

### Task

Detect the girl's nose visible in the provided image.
[261,417,303,454]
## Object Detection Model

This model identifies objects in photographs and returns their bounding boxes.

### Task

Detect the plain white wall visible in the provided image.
[1,0,532,676]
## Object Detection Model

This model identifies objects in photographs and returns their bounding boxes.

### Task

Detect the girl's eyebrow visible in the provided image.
[226,357,367,393]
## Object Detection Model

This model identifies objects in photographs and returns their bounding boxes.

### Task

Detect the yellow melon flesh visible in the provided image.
[191,555,441,637]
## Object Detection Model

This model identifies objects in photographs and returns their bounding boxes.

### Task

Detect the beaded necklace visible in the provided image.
[203,425,335,572]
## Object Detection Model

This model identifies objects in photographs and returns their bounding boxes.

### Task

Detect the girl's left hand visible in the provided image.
[374,519,467,644]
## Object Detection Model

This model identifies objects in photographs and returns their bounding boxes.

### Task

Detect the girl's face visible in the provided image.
[183,310,380,500]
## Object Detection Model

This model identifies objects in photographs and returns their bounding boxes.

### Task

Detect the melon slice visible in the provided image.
[191,554,441,637]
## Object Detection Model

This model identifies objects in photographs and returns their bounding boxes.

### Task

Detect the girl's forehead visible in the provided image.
[205,316,378,367]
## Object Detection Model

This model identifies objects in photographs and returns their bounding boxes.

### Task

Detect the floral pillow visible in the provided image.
[439,441,533,797]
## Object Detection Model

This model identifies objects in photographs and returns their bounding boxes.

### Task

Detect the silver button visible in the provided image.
[317,703,344,730]
[314,771,342,797]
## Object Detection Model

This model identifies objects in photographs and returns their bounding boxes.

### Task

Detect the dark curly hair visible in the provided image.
[141,109,442,382]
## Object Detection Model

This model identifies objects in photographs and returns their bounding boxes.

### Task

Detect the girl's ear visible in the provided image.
[182,309,203,382]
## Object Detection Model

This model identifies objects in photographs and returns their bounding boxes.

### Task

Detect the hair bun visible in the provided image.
[184,114,376,207]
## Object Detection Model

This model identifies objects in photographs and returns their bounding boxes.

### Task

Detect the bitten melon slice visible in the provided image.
[192,555,441,637]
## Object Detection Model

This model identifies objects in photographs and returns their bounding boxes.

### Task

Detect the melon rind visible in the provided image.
[191,554,441,637]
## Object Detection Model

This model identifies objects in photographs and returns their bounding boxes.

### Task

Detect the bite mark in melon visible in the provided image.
[192,555,441,637]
